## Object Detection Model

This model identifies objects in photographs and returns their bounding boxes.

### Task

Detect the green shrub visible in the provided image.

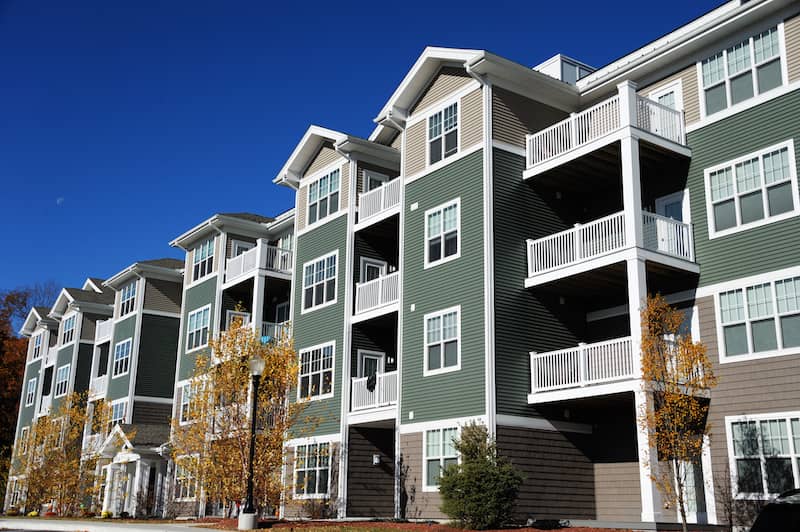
[439,422,523,530]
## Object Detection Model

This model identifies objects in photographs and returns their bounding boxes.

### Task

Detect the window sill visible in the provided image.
[185,273,217,290]
[292,493,331,500]
[296,392,335,403]
[720,346,800,364]
[424,253,461,270]
[300,298,338,315]
[708,210,800,240]
[111,371,129,380]
[423,365,461,377]
[185,345,209,355]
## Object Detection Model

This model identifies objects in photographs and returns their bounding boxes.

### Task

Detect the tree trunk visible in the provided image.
[674,460,689,532]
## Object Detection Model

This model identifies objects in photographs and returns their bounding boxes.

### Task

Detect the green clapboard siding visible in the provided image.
[16,359,42,435]
[178,276,217,381]
[135,315,179,398]
[107,314,137,400]
[292,214,348,436]
[492,149,583,417]
[689,89,800,286]
[401,149,485,424]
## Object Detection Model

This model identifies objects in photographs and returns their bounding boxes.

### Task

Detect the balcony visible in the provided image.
[44,346,57,367]
[95,319,113,344]
[89,375,108,401]
[83,433,104,454]
[529,337,637,403]
[260,321,291,343]
[351,371,398,412]
[354,272,400,319]
[525,211,694,286]
[356,179,401,228]
[225,240,292,284]
[38,394,52,416]
[524,85,687,178]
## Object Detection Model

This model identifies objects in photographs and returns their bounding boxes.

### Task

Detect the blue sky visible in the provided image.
[0,0,720,292]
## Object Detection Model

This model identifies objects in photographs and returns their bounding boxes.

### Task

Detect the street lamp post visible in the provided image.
[238,355,265,531]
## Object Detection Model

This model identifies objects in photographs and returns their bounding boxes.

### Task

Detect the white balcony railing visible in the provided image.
[44,346,57,367]
[351,371,398,411]
[95,319,113,343]
[358,179,402,222]
[83,433,104,454]
[261,321,291,343]
[355,272,400,314]
[39,394,52,416]
[530,337,634,394]
[90,375,108,399]
[526,89,686,169]
[642,212,694,261]
[225,240,292,283]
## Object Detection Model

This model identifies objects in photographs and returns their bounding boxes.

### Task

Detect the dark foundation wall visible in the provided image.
[346,427,395,517]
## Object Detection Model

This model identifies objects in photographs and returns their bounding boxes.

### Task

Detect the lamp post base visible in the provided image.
[237,511,257,530]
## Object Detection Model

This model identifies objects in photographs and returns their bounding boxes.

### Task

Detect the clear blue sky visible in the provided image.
[0,0,720,291]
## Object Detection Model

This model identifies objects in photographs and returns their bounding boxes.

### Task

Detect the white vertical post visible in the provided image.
[569,112,578,149]
[578,342,587,386]
[574,223,582,260]
[701,434,718,524]
[102,464,114,514]
[131,461,143,517]
[617,80,639,129]
[252,274,265,336]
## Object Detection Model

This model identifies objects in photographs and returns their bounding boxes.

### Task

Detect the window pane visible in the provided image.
[428,113,442,139]
[767,182,793,216]
[714,200,737,231]
[754,28,779,63]
[739,191,764,224]
[736,458,764,493]
[792,419,800,451]
[710,168,734,201]
[780,315,800,348]
[751,319,777,352]
[426,430,441,456]
[776,278,800,313]
[428,211,441,238]
[444,232,458,257]
[428,345,441,371]
[757,59,783,94]
[444,130,458,157]
[724,324,748,356]
[429,237,442,262]
[443,428,458,455]
[730,72,754,106]
[721,290,745,323]
[443,205,457,232]
[763,148,790,185]
[761,419,790,454]
[735,159,761,193]
[727,41,751,76]
[444,341,458,368]
[317,468,328,494]
[442,312,457,340]
[443,104,457,131]
[747,284,773,319]
[329,192,339,214]
[427,316,441,343]
[658,91,676,109]
[765,458,794,493]
[426,459,441,486]
[705,84,727,115]
[429,138,442,165]
[325,279,335,302]
[702,53,725,86]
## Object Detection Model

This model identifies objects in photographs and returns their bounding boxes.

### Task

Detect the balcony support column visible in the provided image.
[619,80,643,249]
[252,274,265,336]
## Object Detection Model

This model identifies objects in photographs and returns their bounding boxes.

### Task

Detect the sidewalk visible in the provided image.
[0,518,208,532]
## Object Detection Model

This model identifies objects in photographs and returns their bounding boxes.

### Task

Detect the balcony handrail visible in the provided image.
[90,374,108,398]
[351,370,398,411]
[530,336,634,394]
[260,321,291,343]
[358,178,402,222]
[635,95,686,145]
[641,211,694,262]
[95,319,113,342]
[355,271,400,314]
[225,241,293,282]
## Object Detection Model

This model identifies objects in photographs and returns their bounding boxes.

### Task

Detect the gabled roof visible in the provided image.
[20,306,58,337]
[49,285,114,318]
[220,212,274,224]
[104,258,184,289]
[97,423,170,459]
[83,278,105,293]
[169,212,274,250]
[139,258,184,269]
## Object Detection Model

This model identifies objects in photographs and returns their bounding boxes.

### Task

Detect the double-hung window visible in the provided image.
[701,26,784,116]
[110,400,126,426]
[424,307,460,375]
[294,442,330,497]
[119,281,136,316]
[719,275,800,360]
[54,364,70,397]
[186,306,211,351]
[425,200,460,267]
[192,238,214,281]
[175,456,198,500]
[298,343,334,400]
[112,339,132,377]
[180,383,195,423]
[706,141,797,237]
[62,315,76,345]
[32,333,42,360]
[307,168,340,225]
[428,102,458,165]
[25,378,36,407]
[19,427,29,455]
[729,413,800,497]
[302,252,337,312]
[424,427,458,490]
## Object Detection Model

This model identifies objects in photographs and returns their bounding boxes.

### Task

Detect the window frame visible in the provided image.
[297,341,335,402]
[293,441,331,499]
[704,140,798,239]
[179,382,197,425]
[424,198,461,269]
[649,79,684,112]
[110,398,127,427]
[426,101,460,167]
[112,338,132,378]
[697,24,787,118]
[19,426,29,455]
[726,411,800,499]
[306,166,342,227]
[423,306,462,377]
[422,426,460,492]
[61,314,76,345]
[186,304,212,353]
[31,332,43,361]
[174,455,199,501]
[715,273,800,363]
[25,377,36,407]
[192,237,215,283]
[54,364,70,398]
[301,251,338,314]
[119,280,137,317]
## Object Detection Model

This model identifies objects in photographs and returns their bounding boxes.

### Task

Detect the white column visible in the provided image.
[252,274,266,336]
[131,461,145,517]
[102,464,115,514]
[618,80,643,251]
[701,434,718,524]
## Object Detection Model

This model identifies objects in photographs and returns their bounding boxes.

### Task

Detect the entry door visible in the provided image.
[364,171,389,193]
[358,350,385,378]
[656,191,688,222]
[653,191,690,256]
[360,258,387,283]
[275,302,290,323]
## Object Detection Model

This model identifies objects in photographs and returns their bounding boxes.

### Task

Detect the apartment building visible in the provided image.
[167,211,294,517]
[273,0,800,527]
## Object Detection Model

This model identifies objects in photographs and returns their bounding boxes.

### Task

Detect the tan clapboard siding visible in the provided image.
[460,88,483,150]
[410,66,472,117]
[492,87,569,148]
[594,462,641,521]
[341,161,350,210]
[296,185,308,231]
[399,432,445,519]
[405,120,426,177]
[283,443,340,518]
[787,14,800,83]
[304,142,341,177]
[390,132,402,149]
[639,64,700,126]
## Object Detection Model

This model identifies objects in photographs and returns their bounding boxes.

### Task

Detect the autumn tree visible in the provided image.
[639,294,718,532]
[10,392,110,515]
[170,319,306,516]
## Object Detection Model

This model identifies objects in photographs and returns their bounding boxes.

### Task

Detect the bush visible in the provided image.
[439,422,523,530]
[101,511,112,519]
[43,511,57,517]
[5,507,20,516]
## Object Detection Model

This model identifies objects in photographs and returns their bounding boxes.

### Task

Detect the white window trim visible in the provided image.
[422,426,460,492]
[119,280,137,317]
[109,398,128,426]
[61,312,77,346]
[423,306,462,377]
[697,22,788,120]
[425,101,461,169]
[300,250,339,315]
[179,382,197,426]
[292,441,332,500]
[54,364,70,398]
[725,411,800,499]
[359,257,387,284]
[305,164,343,229]
[296,340,335,402]
[225,310,251,329]
[655,189,692,224]
[174,454,199,502]
[191,237,216,284]
[704,140,798,240]
[111,338,132,378]
[356,349,386,377]
[649,78,684,112]
[19,426,29,455]
[186,304,212,353]
[714,271,800,364]
[25,378,36,407]
[230,239,254,257]
[362,169,389,194]
[423,198,461,270]
[30,333,43,361]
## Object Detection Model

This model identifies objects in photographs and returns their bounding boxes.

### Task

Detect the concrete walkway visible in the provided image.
[0,518,209,532]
